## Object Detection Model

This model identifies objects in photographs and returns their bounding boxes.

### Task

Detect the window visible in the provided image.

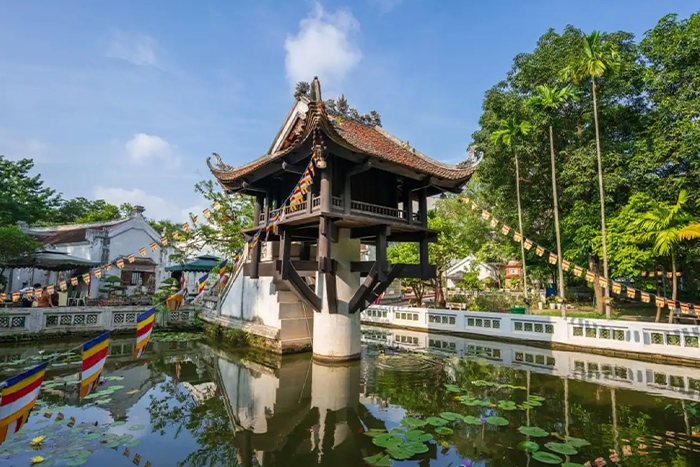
[130,272,142,286]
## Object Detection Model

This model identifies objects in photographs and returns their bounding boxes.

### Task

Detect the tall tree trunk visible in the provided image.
[514,150,528,299]
[590,257,604,315]
[591,78,611,319]
[549,125,566,317]
[669,251,677,323]
[655,281,662,323]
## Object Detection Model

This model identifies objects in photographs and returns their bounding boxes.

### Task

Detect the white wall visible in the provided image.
[220,275,281,329]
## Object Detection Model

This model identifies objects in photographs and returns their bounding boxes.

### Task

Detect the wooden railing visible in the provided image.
[350,200,403,219]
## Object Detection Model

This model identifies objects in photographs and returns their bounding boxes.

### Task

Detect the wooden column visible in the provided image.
[418,189,428,228]
[403,183,413,225]
[320,156,332,213]
[251,241,261,279]
[254,194,265,227]
[280,228,292,279]
[419,233,429,280]
[376,226,389,282]
[318,217,332,273]
[343,173,351,215]
[265,193,272,223]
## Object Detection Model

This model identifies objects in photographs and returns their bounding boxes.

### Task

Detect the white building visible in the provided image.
[7,206,173,298]
[445,255,499,289]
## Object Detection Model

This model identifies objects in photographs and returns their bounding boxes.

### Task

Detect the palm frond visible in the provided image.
[678,223,700,241]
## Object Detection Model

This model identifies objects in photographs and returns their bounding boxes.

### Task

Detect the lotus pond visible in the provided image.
[1,330,699,467]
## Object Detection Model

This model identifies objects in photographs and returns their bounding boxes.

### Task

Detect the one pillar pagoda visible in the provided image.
[208,77,476,362]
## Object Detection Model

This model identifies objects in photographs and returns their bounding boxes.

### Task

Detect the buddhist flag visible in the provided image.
[82,273,91,285]
[585,271,595,282]
[612,282,622,294]
[299,170,312,194]
[462,196,470,204]
[34,288,42,298]
[0,363,47,443]
[203,208,212,219]
[648,271,656,277]
[197,274,209,295]
[150,242,158,252]
[160,236,169,246]
[655,296,665,308]
[676,271,682,277]
[11,292,20,302]
[172,231,179,240]
[45,285,54,295]
[139,248,147,257]
[514,232,523,242]
[535,246,545,257]
[668,300,676,310]
[548,253,558,265]
[59,281,67,292]
[116,259,125,269]
[24,289,33,299]
[641,292,651,303]
[191,215,199,225]
[501,225,510,236]
[562,260,571,272]
[641,271,647,277]
[135,308,156,359]
[166,290,186,311]
[524,239,533,251]
[80,332,110,399]
[681,303,690,314]
[0,293,5,302]
[599,277,608,288]
[489,218,498,228]
[626,287,636,299]
[128,254,135,263]
[95,269,102,279]
[666,272,673,278]
[471,202,478,210]
[182,223,190,232]
[213,201,221,211]
[482,210,491,220]
[218,259,228,278]
[573,265,583,277]
[103,263,112,271]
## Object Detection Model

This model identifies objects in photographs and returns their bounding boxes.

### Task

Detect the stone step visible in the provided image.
[279,316,314,341]
[276,290,299,303]
[279,301,314,319]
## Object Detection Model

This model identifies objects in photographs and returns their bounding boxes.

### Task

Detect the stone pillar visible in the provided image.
[313,228,361,362]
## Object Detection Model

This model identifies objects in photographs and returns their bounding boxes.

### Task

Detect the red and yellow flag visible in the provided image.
[213,201,221,211]
[139,247,147,257]
[524,239,533,251]
[471,202,478,211]
[172,231,179,240]
[655,296,665,308]
[667,299,676,310]
[641,292,650,303]
[150,242,158,252]
[535,246,544,257]
[513,232,522,242]
[501,225,510,236]
[80,332,110,399]
[11,292,20,302]
[626,287,636,299]
[481,210,491,220]
[0,363,47,442]
[103,263,112,271]
[82,273,91,285]
[612,282,621,294]
[598,277,608,288]
[160,236,169,246]
[680,303,690,314]
[489,218,498,228]
[34,288,42,298]
[585,271,595,283]
[116,259,125,269]
[182,223,190,232]
[562,260,570,271]
[0,293,5,302]
[203,208,211,218]
[59,281,67,291]
[128,254,135,263]
[548,253,557,265]
[94,269,102,279]
[191,215,199,225]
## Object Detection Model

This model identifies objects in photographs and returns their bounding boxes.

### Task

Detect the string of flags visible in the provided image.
[461,196,698,315]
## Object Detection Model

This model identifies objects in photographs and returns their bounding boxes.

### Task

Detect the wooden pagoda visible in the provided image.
[209,77,477,316]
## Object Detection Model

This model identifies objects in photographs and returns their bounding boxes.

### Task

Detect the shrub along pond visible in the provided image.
[0,332,698,466]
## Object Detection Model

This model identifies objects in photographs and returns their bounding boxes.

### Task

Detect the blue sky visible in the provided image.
[1,1,696,222]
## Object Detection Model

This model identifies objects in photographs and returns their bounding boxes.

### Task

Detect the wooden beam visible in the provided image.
[351,262,436,279]
[418,189,428,228]
[280,228,292,280]
[347,160,372,177]
[367,264,405,305]
[254,194,264,227]
[318,217,332,273]
[348,263,379,314]
[419,232,429,278]
[250,243,261,279]
[276,260,319,272]
[324,271,338,314]
[350,225,391,239]
[319,156,331,213]
[403,182,413,226]
[281,161,305,175]
[376,225,389,282]
[387,231,439,243]
[243,261,276,277]
[351,261,375,273]
[285,262,322,312]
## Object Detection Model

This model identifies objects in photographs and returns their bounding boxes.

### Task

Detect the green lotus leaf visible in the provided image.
[84,433,102,440]
[103,440,120,448]
[517,441,540,452]
[525,399,543,407]
[387,446,413,460]
[363,429,387,437]
[529,395,546,402]
[65,458,89,466]
[105,376,124,381]
[106,385,124,391]
[544,442,578,455]
[403,441,429,454]
[518,426,550,437]
[434,426,454,435]
[564,437,590,448]
[400,417,427,429]
[427,417,448,426]
[439,412,463,421]
[372,434,403,448]
[95,399,111,405]
[404,430,424,441]
[444,384,462,393]
[363,453,393,466]
[128,424,145,431]
[109,421,126,427]
[118,434,134,442]
[532,451,563,464]
[389,428,406,435]
[463,416,482,425]
[486,416,509,426]
[125,440,140,447]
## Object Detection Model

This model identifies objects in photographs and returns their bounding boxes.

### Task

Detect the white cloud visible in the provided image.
[125,133,179,167]
[106,31,158,67]
[93,186,201,222]
[284,3,362,88]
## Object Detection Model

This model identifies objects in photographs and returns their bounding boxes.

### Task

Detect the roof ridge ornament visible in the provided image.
[460,145,484,169]
[310,77,322,102]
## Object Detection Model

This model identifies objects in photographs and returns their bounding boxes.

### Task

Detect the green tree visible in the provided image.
[0,156,60,225]
[387,241,431,304]
[0,225,42,289]
[633,190,698,322]
[527,84,576,309]
[562,31,621,318]
[491,118,532,298]
[46,198,128,225]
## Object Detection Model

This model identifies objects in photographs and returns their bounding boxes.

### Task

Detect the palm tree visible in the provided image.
[527,84,576,314]
[562,31,620,319]
[634,190,697,323]
[491,118,532,298]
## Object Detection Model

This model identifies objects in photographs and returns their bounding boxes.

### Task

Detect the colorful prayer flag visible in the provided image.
[182,223,190,232]
[548,253,557,265]
[626,287,636,299]
[11,292,20,302]
[471,202,478,210]
[612,282,621,294]
[489,218,498,228]
[641,271,647,277]
[585,271,595,282]
[535,246,544,257]
[34,288,42,298]
[562,260,570,271]
[681,303,690,314]
[203,208,211,218]
[666,272,673,278]
[655,296,665,308]
[218,259,228,278]
[59,281,67,292]
[191,215,199,225]
[667,300,676,310]
[172,231,179,240]
[135,308,156,359]
[641,292,650,303]
[24,290,33,299]
[676,271,682,277]
[80,332,110,399]
[213,201,221,211]
[513,232,522,242]
[95,269,102,279]
[166,290,186,312]
[103,263,112,271]
[524,239,533,251]
[128,254,135,263]
[481,210,491,220]
[197,274,209,295]
[160,236,168,246]
[150,242,158,252]
[0,363,47,443]
[82,273,91,285]
[116,259,125,269]
[573,265,583,277]
[46,285,54,295]
[598,277,608,288]
[139,248,147,257]
[462,196,469,204]
[501,225,510,236]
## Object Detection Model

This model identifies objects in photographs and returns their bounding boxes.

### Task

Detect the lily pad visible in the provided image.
[65,459,88,466]
[565,437,591,448]
[363,429,387,438]
[387,446,413,460]
[439,412,463,421]
[529,395,546,402]
[84,433,102,440]
[389,428,407,435]
[363,453,393,466]
[106,385,124,391]
[403,441,429,454]
[125,440,140,448]
[405,430,432,442]
[444,384,462,393]
[435,426,454,435]
[486,416,509,426]
[427,417,448,426]
[103,441,120,448]
[110,421,127,427]
[94,399,111,405]
[105,376,124,381]
[518,426,550,437]
[128,424,145,431]
[532,451,563,464]
[517,441,540,452]
[118,434,134,442]
[372,434,403,448]
[526,399,543,407]
[463,416,482,425]
[544,442,578,455]
[498,401,518,411]
[400,417,427,429]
